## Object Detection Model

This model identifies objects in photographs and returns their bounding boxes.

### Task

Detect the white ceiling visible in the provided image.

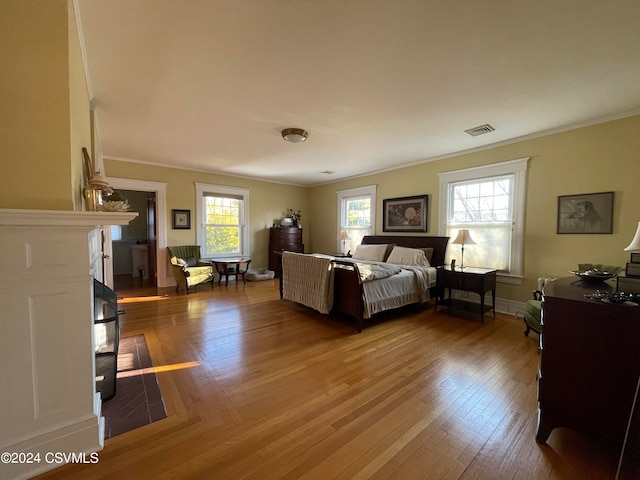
[77,0,640,186]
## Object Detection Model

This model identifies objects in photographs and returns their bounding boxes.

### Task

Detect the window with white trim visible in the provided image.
[337,185,376,254]
[195,184,250,258]
[439,158,528,282]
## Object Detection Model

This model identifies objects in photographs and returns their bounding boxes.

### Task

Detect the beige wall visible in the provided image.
[107,115,640,301]
[104,159,310,269]
[68,1,92,210]
[4,1,639,304]
[309,114,640,302]
[0,0,89,211]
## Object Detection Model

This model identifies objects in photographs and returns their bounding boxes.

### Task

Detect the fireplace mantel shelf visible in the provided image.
[0,208,138,227]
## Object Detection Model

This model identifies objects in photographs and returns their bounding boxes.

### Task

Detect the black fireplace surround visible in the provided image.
[94,279,120,401]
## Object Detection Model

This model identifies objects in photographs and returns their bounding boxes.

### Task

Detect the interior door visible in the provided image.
[147,193,158,286]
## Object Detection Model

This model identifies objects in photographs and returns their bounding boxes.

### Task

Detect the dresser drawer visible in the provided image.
[440,269,463,288]
[270,228,302,241]
[461,273,486,292]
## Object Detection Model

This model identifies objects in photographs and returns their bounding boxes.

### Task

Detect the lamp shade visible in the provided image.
[339,229,349,240]
[452,229,476,245]
[624,222,640,251]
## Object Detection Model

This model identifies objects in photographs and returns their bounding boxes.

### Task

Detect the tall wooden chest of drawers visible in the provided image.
[536,277,640,450]
[269,227,303,277]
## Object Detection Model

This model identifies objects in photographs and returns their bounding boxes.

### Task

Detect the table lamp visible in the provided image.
[451,229,476,268]
[624,222,640,256]
[339,229,350,255]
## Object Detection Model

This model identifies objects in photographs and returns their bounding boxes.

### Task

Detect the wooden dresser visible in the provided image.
[537,277,640,449]
[269,227,303,277]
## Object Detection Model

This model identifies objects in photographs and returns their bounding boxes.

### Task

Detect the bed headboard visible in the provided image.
[361,235,450,266]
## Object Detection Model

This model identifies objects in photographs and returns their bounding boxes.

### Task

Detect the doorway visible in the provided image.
[111,190,157,291]
[104,177,168,290]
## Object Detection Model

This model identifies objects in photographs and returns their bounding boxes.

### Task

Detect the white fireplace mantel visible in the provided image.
[0,208,137,227]
[0,208,137,480]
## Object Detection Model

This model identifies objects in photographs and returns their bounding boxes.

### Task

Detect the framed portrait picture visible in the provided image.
[172,209,191,230]
[557,191,613,234]
[383,195,428,232]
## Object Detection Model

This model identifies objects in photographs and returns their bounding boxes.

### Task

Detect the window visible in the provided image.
[439,158,528,283]
[110,225,123,242]
[337,185,376,254]
[195,184,250,258]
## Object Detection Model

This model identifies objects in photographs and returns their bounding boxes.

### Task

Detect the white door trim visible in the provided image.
[106,177,169,287]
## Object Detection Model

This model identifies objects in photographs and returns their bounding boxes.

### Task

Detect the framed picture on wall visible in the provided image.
[383,195,428,232]
[557,191,613,234]
[172,209,191,229]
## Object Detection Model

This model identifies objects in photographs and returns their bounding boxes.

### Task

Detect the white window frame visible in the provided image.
[337,185,377,253]
[438,158,528,284]
[195,183,250,259]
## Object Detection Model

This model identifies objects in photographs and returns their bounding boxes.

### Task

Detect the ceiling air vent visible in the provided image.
[464,124,495,137]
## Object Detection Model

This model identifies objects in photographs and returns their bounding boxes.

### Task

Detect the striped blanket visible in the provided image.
[282,252,335,314]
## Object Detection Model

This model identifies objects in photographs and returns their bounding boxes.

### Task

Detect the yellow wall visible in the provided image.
[68,1,92,210]
[0,0,90,211]
[309,114,640,301]
[104,159,310,269]
[106,115,640,301]
[3,1,639,304]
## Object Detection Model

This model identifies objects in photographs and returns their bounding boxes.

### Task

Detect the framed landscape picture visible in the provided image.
[383,195,428,232]
[557,191,613,234]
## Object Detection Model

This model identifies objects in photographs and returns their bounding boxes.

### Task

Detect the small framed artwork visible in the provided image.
[172,209,191,230]
[383,195,428,232]
[557,191,614,234]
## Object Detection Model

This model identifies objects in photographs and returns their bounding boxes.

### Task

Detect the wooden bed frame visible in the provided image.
[280,235,450,332]
[332,235,449,331]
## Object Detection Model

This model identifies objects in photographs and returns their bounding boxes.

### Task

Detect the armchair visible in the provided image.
[520,290,542,336]
[516,276,554,337]
[167,245,214,294]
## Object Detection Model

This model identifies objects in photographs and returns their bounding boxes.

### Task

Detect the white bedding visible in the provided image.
[360,263,436,318]
[281,253,436,320]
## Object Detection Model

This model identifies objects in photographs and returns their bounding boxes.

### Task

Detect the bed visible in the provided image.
[280,235,450,332]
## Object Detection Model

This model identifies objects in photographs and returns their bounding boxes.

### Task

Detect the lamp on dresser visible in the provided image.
[624,221,640,258]
[619,221,640,292]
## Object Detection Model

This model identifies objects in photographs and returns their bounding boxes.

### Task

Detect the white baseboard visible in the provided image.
[447,290,526,316]
[1,416,103,480]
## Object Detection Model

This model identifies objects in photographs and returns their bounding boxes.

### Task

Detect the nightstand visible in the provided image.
[434,266,497,322]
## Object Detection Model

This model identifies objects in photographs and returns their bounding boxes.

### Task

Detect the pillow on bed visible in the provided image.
[420,247,434,263]
[386,246,430,266]
[352,244,390,262]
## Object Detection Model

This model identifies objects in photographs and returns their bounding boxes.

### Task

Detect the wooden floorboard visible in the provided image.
[32,276,636,480]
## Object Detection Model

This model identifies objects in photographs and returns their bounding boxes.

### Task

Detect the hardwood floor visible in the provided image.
[33,278,635,480]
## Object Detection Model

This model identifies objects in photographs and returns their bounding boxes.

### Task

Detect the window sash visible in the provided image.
[337,185,376,254]
[438,158,528,281]
[449,175,513,224]
[196,183,250,259]
[446,222,512,271]
[203,196,243,257]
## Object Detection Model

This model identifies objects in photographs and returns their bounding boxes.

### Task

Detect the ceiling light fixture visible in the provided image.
[282,128,308,143]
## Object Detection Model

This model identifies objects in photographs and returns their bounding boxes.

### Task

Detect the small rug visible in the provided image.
[102,334,167,439]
